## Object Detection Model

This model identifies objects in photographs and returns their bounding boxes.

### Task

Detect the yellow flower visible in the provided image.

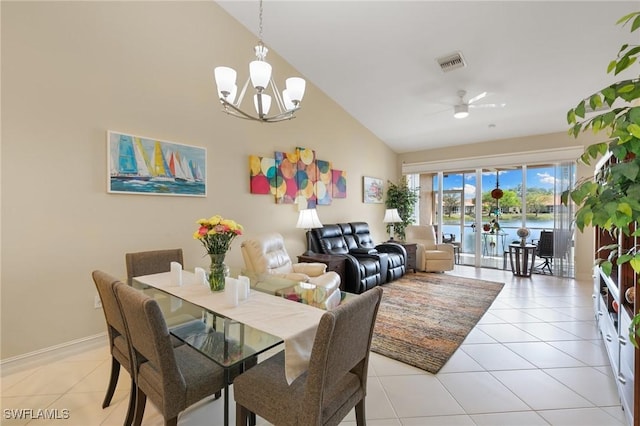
[209,215,222,225]
[194,215,243,254]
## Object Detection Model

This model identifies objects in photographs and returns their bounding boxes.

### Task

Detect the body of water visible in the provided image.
[442,220,555,254]
[110,178,206,196]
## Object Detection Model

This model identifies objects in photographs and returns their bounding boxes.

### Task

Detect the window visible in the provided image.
[417,162,574,276]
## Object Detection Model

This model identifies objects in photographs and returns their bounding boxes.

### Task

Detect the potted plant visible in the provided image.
[385,177,419,241]
[562,12,640,342]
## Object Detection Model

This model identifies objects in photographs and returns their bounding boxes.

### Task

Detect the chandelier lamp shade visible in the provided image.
[383,208,402,240]
[213,0,306,123]
[296,208,323,256]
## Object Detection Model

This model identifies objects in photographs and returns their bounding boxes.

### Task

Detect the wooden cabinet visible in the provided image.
[297,253,349,291]
[389,241,417,273]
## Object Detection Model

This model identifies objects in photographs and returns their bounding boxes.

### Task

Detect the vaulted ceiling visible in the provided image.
[217,1,639,153]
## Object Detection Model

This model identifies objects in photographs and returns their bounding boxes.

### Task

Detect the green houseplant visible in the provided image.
[562,12,640,343]
[385,177,418,241]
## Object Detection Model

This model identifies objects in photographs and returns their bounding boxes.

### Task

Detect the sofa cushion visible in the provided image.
[292,262,327,276]
[315,225,350,255]
[338,223,359,250]
[350,222,377,248]
[426,250,453,261]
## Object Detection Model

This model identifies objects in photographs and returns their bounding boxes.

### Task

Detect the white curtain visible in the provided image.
[552,161,575,277]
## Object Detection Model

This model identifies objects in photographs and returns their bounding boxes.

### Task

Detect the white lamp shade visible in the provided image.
[296,209,323,229]
[282,89,296,111]
[249,60,272,89]
[218,84,237,104]
[454,104,469,119]
[286,77,306,102]
[214,67,237,96]
[383,208,402,223]
[254,93,271,115]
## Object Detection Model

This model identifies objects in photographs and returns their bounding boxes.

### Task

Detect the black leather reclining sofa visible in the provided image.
[309,222,406,294]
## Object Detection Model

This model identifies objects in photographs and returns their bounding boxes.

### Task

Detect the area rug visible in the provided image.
[371,273,504,374]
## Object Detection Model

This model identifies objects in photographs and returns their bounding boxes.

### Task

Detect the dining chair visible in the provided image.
[114,282,226,426]
[233,286,383,426]
[125,248,184,280]
[91,270,137,425]
[535,230,554,274]
[126,248,204,327]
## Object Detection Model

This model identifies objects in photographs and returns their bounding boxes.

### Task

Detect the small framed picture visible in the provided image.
[363,176,384,204]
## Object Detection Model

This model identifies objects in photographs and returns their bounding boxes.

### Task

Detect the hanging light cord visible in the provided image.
[257,0,264,46]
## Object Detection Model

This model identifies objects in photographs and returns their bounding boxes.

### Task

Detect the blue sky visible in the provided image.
[437,166,557,197]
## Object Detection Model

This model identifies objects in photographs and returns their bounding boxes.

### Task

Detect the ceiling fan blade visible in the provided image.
[424,107,450,118]
[467,91,487,104]
[469,102,506,108]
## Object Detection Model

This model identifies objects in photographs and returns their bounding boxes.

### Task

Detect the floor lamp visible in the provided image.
[297,209,323,256]
[383,208,402,241]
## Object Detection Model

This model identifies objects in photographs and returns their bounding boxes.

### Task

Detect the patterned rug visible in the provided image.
[371,272,504,374]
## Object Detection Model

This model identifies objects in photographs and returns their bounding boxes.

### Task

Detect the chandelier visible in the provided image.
[213,0,306,123]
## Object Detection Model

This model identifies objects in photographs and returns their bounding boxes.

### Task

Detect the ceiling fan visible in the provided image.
[453,90,506,119]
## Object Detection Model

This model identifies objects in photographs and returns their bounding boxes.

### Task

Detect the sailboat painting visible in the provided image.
[108,131,206,196]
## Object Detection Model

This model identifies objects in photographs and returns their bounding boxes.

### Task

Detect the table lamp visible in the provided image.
[296,208,323,256]
[383,208,402,240]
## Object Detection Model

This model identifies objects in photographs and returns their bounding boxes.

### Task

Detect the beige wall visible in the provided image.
[398,131,603,281]
[1,2,398,359]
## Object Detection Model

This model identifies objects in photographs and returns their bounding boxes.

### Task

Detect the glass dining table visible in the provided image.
[129,270,346,426]
[130,275,284,426]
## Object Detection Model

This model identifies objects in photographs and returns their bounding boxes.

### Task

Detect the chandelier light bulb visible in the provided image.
[214,67,237,98]
[285,77,306,103]
[254,93,272,116]
[218,84,237,105]
[249,60,272,90]
[282,89,295,111]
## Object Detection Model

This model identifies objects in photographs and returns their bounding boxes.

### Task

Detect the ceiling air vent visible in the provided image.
[436,52,466,72]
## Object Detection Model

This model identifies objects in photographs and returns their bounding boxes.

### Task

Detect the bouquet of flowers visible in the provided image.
[193,215,243,255]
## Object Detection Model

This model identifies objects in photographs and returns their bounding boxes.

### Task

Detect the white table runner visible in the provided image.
[134,271,324,383]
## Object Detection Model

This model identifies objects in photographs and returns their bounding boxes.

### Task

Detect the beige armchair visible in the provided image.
[405,225,455,272]
[241,232,341,307]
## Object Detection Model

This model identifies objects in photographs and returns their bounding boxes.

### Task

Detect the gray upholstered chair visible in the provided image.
[92,270,137,425]
[125,248,184,280]
[125,248,202,327]
[233,286,383,426]
[114,282,225,426]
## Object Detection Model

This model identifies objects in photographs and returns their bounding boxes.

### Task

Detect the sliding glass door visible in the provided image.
[421,161,575,277]
[434,173,476,267]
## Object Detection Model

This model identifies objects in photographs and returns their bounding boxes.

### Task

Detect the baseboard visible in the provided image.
[0,333,108,376]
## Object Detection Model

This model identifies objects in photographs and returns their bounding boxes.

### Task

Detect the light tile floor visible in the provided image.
[1,266,628,426]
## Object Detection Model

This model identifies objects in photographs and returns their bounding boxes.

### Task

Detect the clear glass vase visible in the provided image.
[208,253,229,292]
